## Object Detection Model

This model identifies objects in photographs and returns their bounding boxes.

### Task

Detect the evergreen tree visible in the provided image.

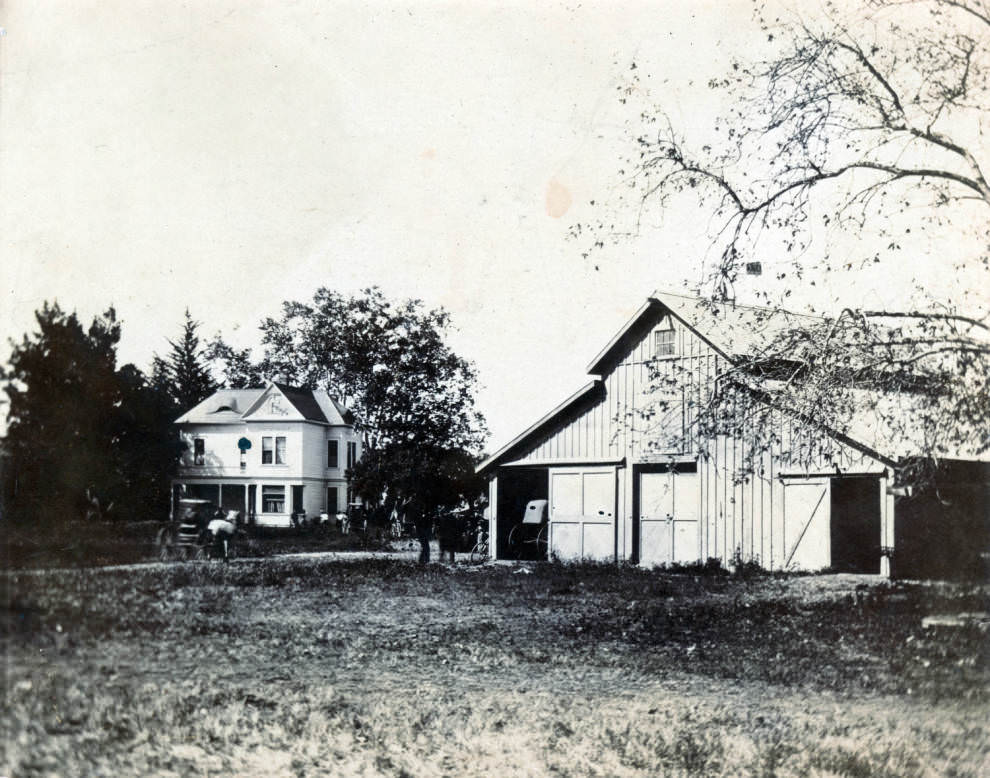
[156,310,217,413]
[113,364,184,521]
[1,303,183,525]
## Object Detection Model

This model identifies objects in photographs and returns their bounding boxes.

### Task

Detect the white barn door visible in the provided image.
[639,470,700,567]
[782,480,831,571]
[549,469,615,561]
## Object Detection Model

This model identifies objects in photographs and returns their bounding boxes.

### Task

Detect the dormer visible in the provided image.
[210,396,240,414]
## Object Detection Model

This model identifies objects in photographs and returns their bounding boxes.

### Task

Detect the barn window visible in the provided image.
[655,326,676,357]
[262,485,285,513]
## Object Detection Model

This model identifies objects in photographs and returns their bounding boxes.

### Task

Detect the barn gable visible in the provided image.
[481,291,897,574]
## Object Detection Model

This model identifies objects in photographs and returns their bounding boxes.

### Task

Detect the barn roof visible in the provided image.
[588,290,823,374]
[483,290,987,473]
[476,381,604,473]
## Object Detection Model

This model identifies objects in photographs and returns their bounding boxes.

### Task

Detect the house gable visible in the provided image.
[242,384,307,423]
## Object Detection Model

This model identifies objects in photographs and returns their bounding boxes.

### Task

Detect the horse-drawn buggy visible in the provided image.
[507,499,549,560]
[157,498,241,561]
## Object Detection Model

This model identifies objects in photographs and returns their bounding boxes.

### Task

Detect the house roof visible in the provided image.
[274,383,329,423]
[175,383,352,426]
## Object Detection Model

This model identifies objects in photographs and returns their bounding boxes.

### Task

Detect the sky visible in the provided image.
[1,1,985,452]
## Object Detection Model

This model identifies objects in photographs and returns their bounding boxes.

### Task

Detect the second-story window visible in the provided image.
[346,441,357,470]
[262,436,287,465]
[655,326,676,358]
[327,439,339,468]
[194,438,205,466]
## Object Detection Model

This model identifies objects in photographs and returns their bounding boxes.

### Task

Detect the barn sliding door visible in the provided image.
[782,480,830,571]
[638,469,699,567]
[549,469,615,561]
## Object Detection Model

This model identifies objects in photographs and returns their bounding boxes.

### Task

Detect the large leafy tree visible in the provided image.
[153,309,218,413]
[590,0,990,484]
[210,287,488,530]
[1,304,182,525]
[202,338,264,390]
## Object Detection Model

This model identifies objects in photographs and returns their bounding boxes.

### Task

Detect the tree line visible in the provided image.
[1,289,487,528]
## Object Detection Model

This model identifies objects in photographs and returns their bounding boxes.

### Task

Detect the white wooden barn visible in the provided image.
[478,291,987,576]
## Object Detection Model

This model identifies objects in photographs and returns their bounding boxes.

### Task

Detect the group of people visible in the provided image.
[403,495,466,564]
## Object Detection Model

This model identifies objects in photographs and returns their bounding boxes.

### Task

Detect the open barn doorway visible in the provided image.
[495,467,548,560]
[830,476,882,573]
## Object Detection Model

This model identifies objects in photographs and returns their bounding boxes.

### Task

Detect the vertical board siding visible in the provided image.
[503,307,886,569]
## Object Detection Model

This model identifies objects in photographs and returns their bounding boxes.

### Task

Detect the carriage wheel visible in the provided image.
[535,525,549,560]
[507,525,522,560]
[155,528,174,562]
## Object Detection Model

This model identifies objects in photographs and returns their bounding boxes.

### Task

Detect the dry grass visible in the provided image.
[3,558,988,777]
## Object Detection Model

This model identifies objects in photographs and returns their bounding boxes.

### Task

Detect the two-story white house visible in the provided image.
[173,382,362,527]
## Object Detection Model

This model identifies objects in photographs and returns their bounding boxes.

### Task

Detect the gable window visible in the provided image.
[346,441,357,470]
[193,438,205,466]
[262,436,287,465]
[655,326,676,358]
[327,440,339,469]
[262,485,285,513]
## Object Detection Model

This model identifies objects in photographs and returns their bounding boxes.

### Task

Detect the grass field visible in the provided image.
[2,557,988,777]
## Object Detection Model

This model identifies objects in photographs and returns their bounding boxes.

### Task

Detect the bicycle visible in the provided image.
[469,528,490,563]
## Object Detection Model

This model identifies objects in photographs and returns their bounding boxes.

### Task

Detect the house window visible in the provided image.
[655,326,676,357]
[262,436,287,465]
[262,485,285,513]
[346,441,357,470]
[327,486,338,513]
[194,438,205,466]
[327,440,339,468]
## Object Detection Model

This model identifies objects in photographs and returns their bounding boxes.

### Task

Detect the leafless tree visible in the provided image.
[595,0,990,484]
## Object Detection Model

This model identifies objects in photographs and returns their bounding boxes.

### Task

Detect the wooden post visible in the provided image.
[488,476,498,561]
[880,476,896,578]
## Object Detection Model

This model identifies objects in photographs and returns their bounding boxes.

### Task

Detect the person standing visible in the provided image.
[436,510,457,564]
[405,495,431,564]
